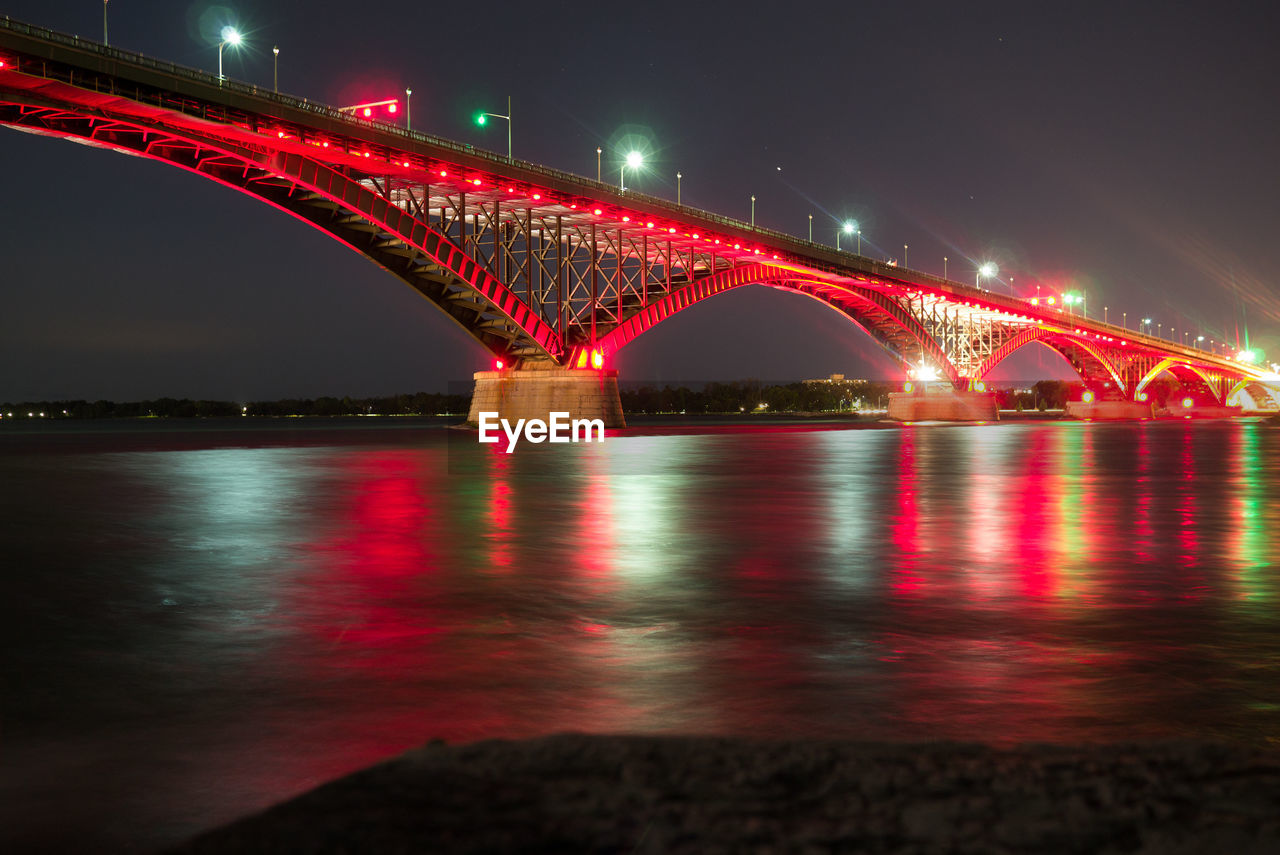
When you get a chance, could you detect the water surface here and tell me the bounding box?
[2,417,1278,851]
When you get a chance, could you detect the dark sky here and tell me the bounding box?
[2,1,1278,399]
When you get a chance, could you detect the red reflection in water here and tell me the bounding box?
[889,429,923,598]
[1012,429,1060,600]
[484,449,515,572]
[1132,425,1154,563]
[1175,427,1204,597]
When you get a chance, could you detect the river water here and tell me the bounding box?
[2,416,1278,852]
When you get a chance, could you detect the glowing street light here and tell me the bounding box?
[976,261,997,289]
[405,88,412,130]
[677,172,683,205]
[620,150,642,192]
[217,26,242,82]
[751,195,756,227]
[475,95,511,158]
[837,220,859,252]
[272,46,279,92]
[596,147,602,182]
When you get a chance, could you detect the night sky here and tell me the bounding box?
[2,1,1278,400]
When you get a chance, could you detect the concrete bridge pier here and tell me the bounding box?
[1065,398,1155,420]
[468,365,626,428]
[887,386,998,421]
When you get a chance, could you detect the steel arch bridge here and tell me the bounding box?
[2,18,1277,412]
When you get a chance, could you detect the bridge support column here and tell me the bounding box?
[1065,399,1155,420]
[467,366,626,428]
[887,388,998,422]
[1155,399,1244,419]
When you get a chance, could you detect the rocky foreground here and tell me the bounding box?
[169,734,1280,854]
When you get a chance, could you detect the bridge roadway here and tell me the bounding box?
[2,17,1277,424]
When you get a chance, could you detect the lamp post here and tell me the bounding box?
[620,150,642,192]
[273,46,279,92]
[1104,305,1108,325]
[103,1,108,46]
[217,26,242,82]
[405,88,412,130]
[751,195,756,227]
[677,172,682,205]
[1123,311,1127,330]
[475,96,511,157]
[943,256,948,279]
[1009,275,1014,297]
[596,147,602,182]
[977,261,997,289]
[808,214,813,241]
[903,244,908,267]
[837,220,856,251]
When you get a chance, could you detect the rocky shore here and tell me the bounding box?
[169,734,1280,853]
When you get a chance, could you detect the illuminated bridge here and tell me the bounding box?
[2,18,1277,424]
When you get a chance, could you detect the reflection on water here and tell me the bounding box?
[2,418,1280,851]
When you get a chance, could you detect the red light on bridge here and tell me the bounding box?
[472,179,482,185]
[277,131,285,138]
[388,103,397,113]
[440,170,447,177]
[363,107,372,117]
[594,208,603,215]
[1182,397,1195,409]
[532,194,541,200]
[622,216,631,222]
[669,227,677,234]
[1082,390,1095,404]
[646,222,654,228]
[591,350,603,370]
[495,359,504,370]
[322,141,330,147]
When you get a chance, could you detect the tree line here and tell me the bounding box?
[0,393,469,419]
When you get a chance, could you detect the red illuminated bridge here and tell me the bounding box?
[2,18,1277,424]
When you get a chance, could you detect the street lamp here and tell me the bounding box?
[677,172,682,205]
[103,1,108,46]
[621,150,642,192]
[218,26,242,82]
[751,195,756,227]
[405,88,412,130]
[903,244,909,267]
[475,96,511,157]
[273,46,279,92]
[1123,311,1127,330]
[596,148,602,181]
[1104,306,1108,324]
[977,261,997,289]
[808,214,813,241]
[943,256,948,279]
[837,220,856,251]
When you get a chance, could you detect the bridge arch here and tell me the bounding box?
[1134,358,1224,404]
[972,326,1127,394]
[1226,379,1280,410]
[0,106,563,364]
[594,263,962,386]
